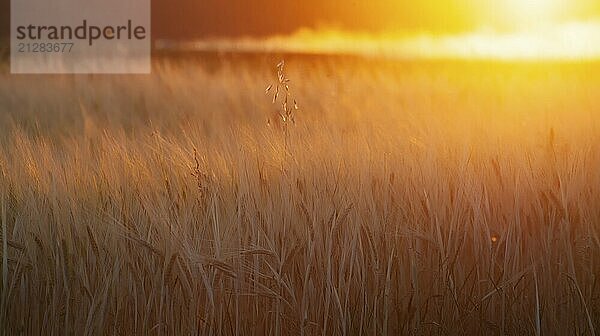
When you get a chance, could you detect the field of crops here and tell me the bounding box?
[0,56,599,334]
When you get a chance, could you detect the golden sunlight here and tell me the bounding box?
[167,21,600,60]
[6,1,600,334]
[149,0,600,60]
[502,0,565,26]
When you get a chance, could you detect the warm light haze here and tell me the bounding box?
[166,21,600,60]
[156,0,600,60]
[1,1,599,335]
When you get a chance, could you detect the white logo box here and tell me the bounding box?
[11,0,150,74]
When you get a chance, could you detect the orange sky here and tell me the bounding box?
[151,0,600,60]
[4,0,600,59]
[3,0,599,39]
[151,0,600,39]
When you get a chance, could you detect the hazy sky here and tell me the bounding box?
[2,0,600,40]
[152,0,600,39]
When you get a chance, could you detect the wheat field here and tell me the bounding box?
[0,57,599,335]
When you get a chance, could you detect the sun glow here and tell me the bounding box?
[162,21,600,60]
[503,0,565,27]
[155,0,600,60]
